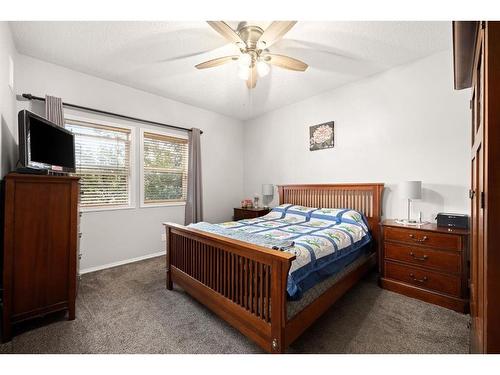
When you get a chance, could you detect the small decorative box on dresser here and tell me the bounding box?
[233,207,270,221]
[379,219,469,313]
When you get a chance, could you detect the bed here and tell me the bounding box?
[163,183,384,353]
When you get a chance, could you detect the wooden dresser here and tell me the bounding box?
[1,173,80,342]
[379,220,469,313]
[233,207,270,221]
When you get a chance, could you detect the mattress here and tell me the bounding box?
[189,204,372,300]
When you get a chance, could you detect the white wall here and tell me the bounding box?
[7,46,471,272]
[0,22,18,177]
[15,54,244,272]
[243,50,471,222]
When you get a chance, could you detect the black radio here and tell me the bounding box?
[436,213,469,229]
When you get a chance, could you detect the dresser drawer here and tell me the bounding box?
[384,242,461,274]
[384,261,461,296]
[384,226,462,251]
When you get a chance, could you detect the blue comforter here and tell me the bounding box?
[189,204,372,299]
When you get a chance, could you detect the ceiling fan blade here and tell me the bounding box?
[158,50,218,63]
[262,54,308,71]
[247,65,257,89]
[195,55,239,69]
[257,21,297,49]
[207,21,246,48]
[274,39,364,61]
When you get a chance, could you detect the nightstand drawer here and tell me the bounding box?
[233,208,270,221]
[384,226,461,251]
[235,210,257,219]
[384,242,461,274]
[385,261,461,297]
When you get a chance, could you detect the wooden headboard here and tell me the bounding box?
[277,183,384,255]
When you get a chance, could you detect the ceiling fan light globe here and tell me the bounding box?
[238,65,250,80]
[257,61,270,77]
[238,53,251,67]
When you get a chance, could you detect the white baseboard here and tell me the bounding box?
[80,251,165,275]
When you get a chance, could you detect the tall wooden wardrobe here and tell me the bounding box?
[1,173,80,342]
[453,21,500,353]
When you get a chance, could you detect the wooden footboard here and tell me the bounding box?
[164,223,295,353]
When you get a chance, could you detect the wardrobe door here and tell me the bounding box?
[454,20,500,353]
[10,180,74,316]
[484,21,500,353]
[469,28,485,354]
[10,181,51,316]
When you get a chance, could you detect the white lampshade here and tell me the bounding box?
[400,181,422,200]
[262,184,274,196]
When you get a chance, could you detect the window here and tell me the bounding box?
[141,130,188,206]
[65,118,133,209]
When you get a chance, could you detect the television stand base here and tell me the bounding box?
[15,167,49,175]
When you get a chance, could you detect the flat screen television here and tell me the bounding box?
[18,110,76,173]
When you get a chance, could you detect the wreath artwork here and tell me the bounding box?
[309,121,334,151]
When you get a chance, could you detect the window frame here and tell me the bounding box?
[65,114,136,213]
[139,128,188,208]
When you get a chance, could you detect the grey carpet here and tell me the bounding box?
[0,256,469,354]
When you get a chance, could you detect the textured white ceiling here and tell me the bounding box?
[10,21,451,120]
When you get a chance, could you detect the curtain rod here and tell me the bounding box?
[19,93,203,135]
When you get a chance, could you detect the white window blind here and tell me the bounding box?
[65,119,132,208]
[142,131,188,204]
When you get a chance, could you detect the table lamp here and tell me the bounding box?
[399,181,422,224]
[262,184,274,208]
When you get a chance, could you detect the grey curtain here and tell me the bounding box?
[185,128,203,225]
[45,95,64,126]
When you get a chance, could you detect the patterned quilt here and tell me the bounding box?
[189,204,372,300]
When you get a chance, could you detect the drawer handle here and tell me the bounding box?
[409,252,428,261]
[409,234,428,243]
[409,273,428,283]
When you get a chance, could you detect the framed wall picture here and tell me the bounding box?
[309,121,334,151]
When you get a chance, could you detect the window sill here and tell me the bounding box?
[80,205,135,213]
[140,202,186,209]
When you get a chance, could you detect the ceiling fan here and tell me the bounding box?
[195,21,308,89]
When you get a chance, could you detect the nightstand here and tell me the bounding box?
[233,207,271,221]
[379,219,469,313]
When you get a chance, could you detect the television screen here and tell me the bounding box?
[18,110,76,173]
